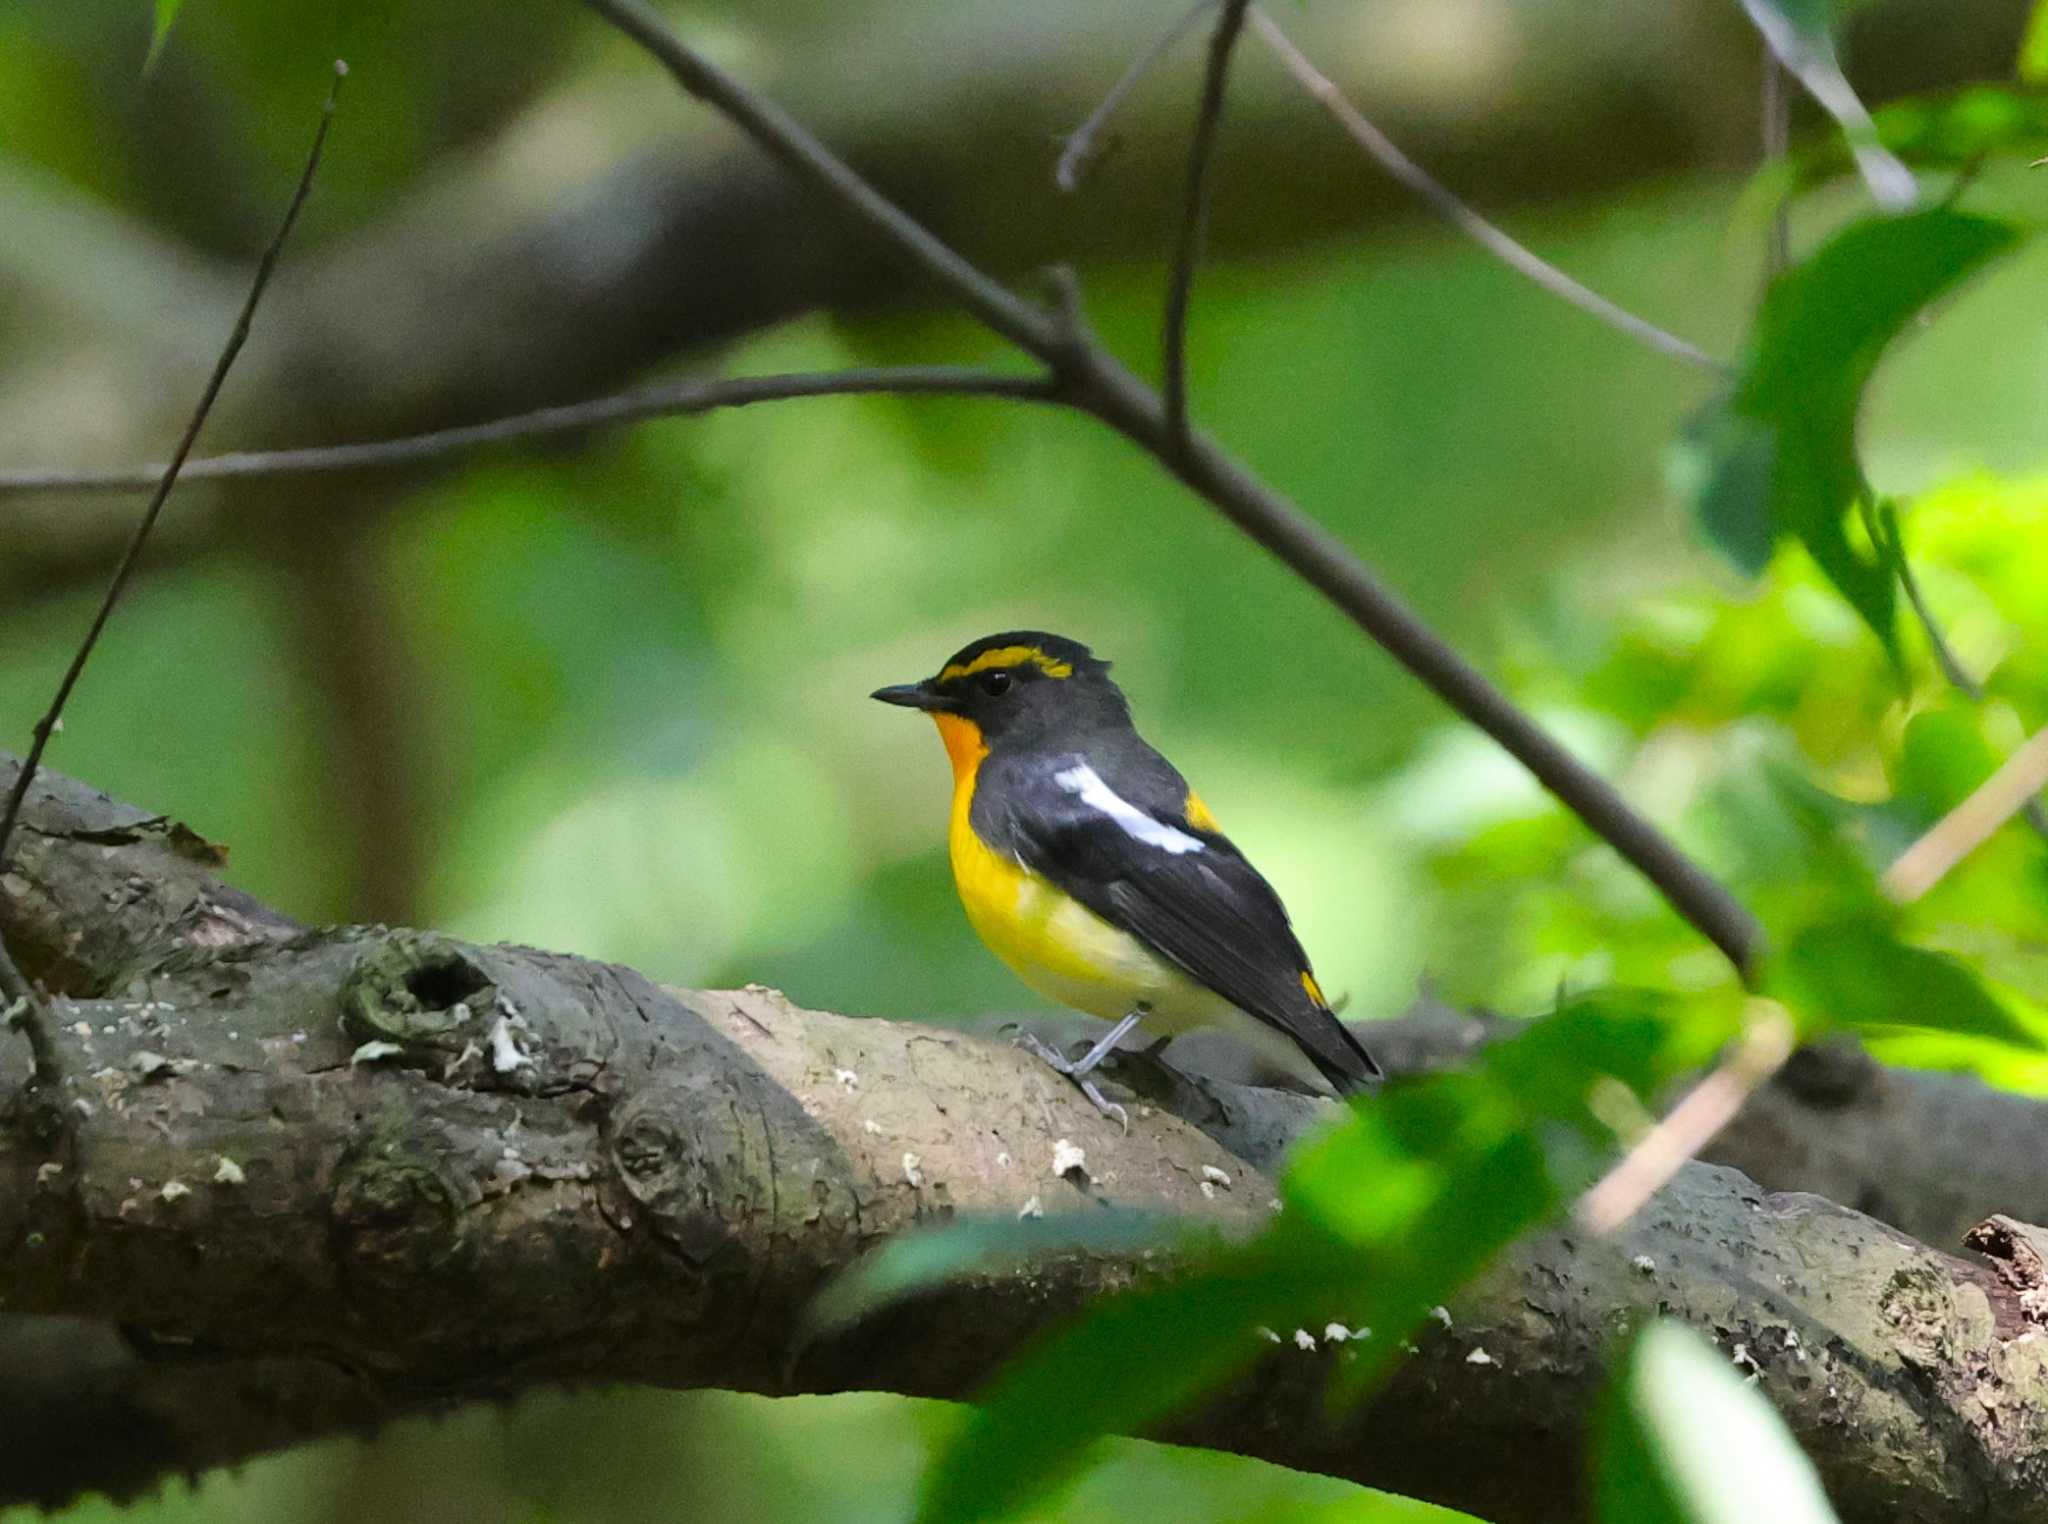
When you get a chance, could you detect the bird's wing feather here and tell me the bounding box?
[983,752,1378,1086]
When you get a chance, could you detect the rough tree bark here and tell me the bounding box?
[5,755,2048,1523]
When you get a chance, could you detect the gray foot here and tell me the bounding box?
[1011,1030,1130,1133]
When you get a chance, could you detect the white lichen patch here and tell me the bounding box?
[862,1119,883,1135]
[901,1152,924,1188]
[1293,1328,1317,1351]
[1430,1305,1453,1330]
[1324,1322,1353,1343]
[488,1014,534,1074]
[995,1151,1012,1169]
[1051,1139,1087,1178]
[1255,1326,1282,1344]
[1017,1195,1043,1220]
[1466,1347,1496,1366]
[1200,1164,1232,1188]
[158,1180,191,1203]
[1199,1180,1218,1200]
[35,1162,63,1187]
[212,1157,245,1186]
[1631,1254,1657,1275]
[351,1039,403,1065]
[834,1068,859,1090]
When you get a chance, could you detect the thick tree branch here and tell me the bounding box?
[4,758,2048,1522]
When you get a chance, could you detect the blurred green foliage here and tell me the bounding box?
[1423,472,2048,1090]
[6,1390,1478,1524]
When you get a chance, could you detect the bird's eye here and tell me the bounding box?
[979,669,1013,697]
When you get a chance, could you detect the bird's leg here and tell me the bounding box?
[1013,1008,1146,1131]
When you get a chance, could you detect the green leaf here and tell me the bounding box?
[145,0,186,72]
[1675,210,2021,649]
[2022,1,2048,84]
[1668,402,1777,576]
[1739,0,1915,209]
[805,1209,1186,1338]
[1595,1322,1840,1523]
[1776,914,2048,1049]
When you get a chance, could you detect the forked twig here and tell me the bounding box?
[589,0,1764,980]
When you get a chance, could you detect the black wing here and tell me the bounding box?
[976,746,1380,1089]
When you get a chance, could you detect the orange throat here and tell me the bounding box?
[931,711,989,786]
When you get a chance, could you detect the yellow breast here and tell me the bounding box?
[934,714,1233,1029]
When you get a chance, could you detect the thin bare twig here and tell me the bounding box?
[0,63,346,869]
[1576,1001,1796,1235]
[1249,8,1724,376]
[1057,0,1218,192]
[0,368,1061,496]
[1161,0,1250,447]
[1884,726,2048,903]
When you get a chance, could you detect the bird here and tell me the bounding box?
[873,630,1379,1124]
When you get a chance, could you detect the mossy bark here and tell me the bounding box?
[5,756,2048,1523]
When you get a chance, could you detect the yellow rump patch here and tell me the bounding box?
[939,645,1074,682]
[1183,789,1221,834]
[1301,971,1328,1008]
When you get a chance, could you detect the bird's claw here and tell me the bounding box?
[1077,1078,1130,1134]
[1013,1031,1130,1132]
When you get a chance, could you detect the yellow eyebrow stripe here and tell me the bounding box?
[940,645,1074,681]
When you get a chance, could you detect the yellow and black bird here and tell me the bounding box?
[874,631,1379,1120]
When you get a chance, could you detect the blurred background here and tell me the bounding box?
[3,0,2044,1518]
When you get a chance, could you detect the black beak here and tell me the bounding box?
[871,680,954,712]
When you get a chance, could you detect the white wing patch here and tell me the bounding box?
[1053,763,1206,855]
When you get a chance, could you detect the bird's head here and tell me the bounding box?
[872,631,1128,772]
